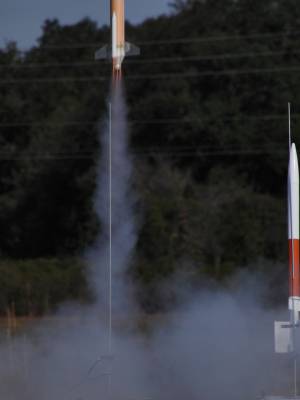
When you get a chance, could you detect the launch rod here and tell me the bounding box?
[108,101,112,400]
[289,103,292,150]
[295,358,297,398]
[108,101,112,356]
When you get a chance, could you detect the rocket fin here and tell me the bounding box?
[274,321,293,353]
[125,42,140,57]
[289,296,300,313]
[95,45,112,60]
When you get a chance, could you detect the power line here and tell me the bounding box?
[0,76,106,85]
[134,145,287,152]
[134,149,287,158]
[0,143,290,155]
[135,30,300,46]
[16,30,300,52]
[1,65,300,85]
[0,143,289,153]
[0,75,125,85]
[0,114,299,129]
[0,146,287,160]
[0,148,287,161]
[0,121,95,128]
[2,49,300,70]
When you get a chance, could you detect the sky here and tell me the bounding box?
[0,0,171,49]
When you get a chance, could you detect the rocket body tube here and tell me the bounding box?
[288,144,300,297]
[111,0,125,72]
[288,144,300,326]
[274,143,300,354]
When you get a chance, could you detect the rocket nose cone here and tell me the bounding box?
[290,143,299,182]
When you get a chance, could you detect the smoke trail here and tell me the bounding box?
[88,79,137,314]
[0,81,142,400]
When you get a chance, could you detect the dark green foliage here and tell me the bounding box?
[0,0,299,312]
[0,259,89,316]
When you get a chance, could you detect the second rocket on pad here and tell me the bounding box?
[275,141,300,353]
[95,0,140,76]
[288,143,300,324]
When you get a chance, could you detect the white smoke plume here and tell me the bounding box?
[0,83,295,400]
[88,80,137,315]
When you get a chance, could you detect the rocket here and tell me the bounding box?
[275,108,300,358]
[272,130,300,398]
[95,0,140,79]
[288,142,300,326]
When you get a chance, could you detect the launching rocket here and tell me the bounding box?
[95,0,140,79]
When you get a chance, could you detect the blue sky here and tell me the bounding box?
[0,0,171,49]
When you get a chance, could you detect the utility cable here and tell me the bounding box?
[15,30,300,52]
[0,148,288,161]
[1,49,300,69]
[0,114,299,129]
[1,65,300,85]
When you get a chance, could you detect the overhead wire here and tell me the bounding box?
[0,114,299,129]
[0,32,297,160]
[0,121,96,128]
[1,49,300,69]
[15,29,300,52]
[0,151,286,161]
[134,30,300,46]
[1,30,299,85]
[0,145,288,161]
[1,65,300,85]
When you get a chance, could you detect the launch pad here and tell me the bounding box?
[263,397,300,400]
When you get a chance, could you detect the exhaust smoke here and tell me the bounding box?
[0,83,294,400]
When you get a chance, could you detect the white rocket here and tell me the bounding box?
[288,143,300,317]
[275,108,300,356]
[95,0,140,79]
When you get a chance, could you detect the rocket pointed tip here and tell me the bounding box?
[289,143,299,181]
[291,143,298,158]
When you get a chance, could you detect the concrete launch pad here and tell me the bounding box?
[263,397,300,400]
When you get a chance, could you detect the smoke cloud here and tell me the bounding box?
[0,83,294,400]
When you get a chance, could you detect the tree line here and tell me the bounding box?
[0,0,299,314]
